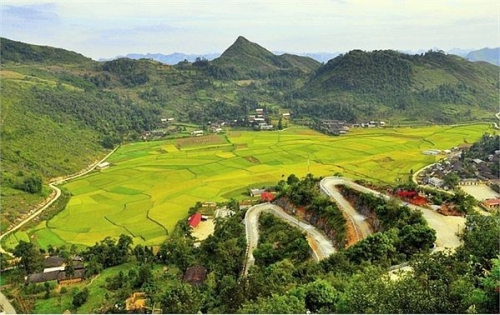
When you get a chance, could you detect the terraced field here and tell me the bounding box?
[5,124,491,249]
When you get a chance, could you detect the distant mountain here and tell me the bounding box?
[466,47,500,66]
[209,36,321,78]
[100,52,220,65]
[447,48,475,58]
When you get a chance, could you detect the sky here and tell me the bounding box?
[1,0,499,60]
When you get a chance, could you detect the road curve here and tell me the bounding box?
[320,177,465,252]
[320,177,375,241]
[0,147,119,256]
[0,183,61,256]
[243,203,336,276]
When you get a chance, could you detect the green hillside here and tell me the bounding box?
[294,49,499,123]
[0,37,93,65]
[1,37,499,230]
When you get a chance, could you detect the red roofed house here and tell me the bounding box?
[188,213,202,228]
[260,192,275,202]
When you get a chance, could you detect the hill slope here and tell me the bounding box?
[295,49,499,123]
[209,36,321,78]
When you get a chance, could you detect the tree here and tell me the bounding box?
[304,279,338,313]
[443,172,460,189]
[72,288,89,308]
[160,280,201,314]
[238,294,306,314]
[398,223,436,257]
[287,174,300,185]
[277,117,283,130]
[20,174,42,194]
[13,240,44,274]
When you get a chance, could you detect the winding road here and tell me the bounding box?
[243,203,336,276]
[243,176,466,275]
[320,177,465,251]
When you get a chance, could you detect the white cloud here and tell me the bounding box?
[1,0,498,59]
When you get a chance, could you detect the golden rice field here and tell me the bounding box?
[4,123,492,249]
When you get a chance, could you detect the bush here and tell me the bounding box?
[72,288,89,308]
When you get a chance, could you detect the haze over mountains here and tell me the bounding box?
[102,47,499,66]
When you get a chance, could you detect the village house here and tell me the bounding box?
[188,213,202,228]
[96,161,110,170]
[482,198,500,211]
[26,256,86,284]
[250,188,266,197]
[191,130,204,136]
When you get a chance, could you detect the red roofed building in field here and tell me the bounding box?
[188,213,202,228]
[260,192,275,202]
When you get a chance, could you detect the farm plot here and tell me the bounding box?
[21,124,492,248]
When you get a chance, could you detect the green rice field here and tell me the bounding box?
[6,124,492,249]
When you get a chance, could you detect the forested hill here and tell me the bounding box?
[292,49,499,123]
[0,37,93,64]
[209,36,321,79]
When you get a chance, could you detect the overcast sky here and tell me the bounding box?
[1,0,499,60]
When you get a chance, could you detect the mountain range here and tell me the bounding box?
[103,47,499,66]
[1,35,498,229]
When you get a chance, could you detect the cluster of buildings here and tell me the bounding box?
[313,120,387,136]
[25,255,85,284]
[249,108,273,130]
[315,120,350,135]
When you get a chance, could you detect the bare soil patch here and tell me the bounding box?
[244,156,260,164]
[176,134,226,149]
[191,220,215,241]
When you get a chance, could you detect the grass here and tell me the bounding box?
[15,123,493,249]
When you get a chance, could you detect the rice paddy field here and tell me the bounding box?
[6,123,492,249]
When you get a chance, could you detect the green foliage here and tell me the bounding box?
[304,279,338,313]
[253,213,310,266]
[456,214,500,270]
[13,240,45,274]
[160,279,202,314]
[239,293,306,314]
[1,37,93,64]
[82,234,132,269]
[72,288,89,308]
[17,174,42,194]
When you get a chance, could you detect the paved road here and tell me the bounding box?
[494,112,500,130]
[0,183,61,256]
[321,177,465,252]
[243,203,336,276]
[0,291,16,314]
[320,178,376,241]
[0,146,119,256]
